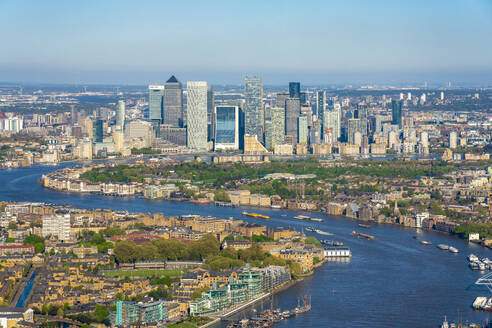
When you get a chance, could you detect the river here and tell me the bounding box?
[1,163,491,327]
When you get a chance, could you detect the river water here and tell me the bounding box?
[2,164,491,327]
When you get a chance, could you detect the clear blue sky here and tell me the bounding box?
[1,0,492,85]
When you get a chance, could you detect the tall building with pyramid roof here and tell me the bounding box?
[163,75,183,127]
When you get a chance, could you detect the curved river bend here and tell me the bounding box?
[2,164,491,327]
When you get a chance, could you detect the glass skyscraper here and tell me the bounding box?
[214,106,238,150]
[116,100,125,129]
[289,82,301,98]
[163,76,183,127]
[392,100,402,128]
[92,118,103,142]
[148,85,164,122]
[244,77,263,139]
[186,81,209,151]
[285,97,300,142]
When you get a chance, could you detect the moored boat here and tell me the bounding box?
[420,240,432,245]
[242,211,270,219]
[448,246,459,253]
[437,244,450,250]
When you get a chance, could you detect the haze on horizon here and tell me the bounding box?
[1,0,492,86]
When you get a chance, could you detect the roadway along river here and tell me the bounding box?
[1,164,491,327]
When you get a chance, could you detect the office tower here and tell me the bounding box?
[270,107,285,150]
[42,214,71,241]
[374,115,382,134]
[289,82,301,99]
[70,105,77,125]
[276,92,289,109]
[148,85,164,122]
[244,77,263,139]
[214,106,239,150]
[297,115,308,144]
[116,100,125,129]
[92,118,103,142]
[391,100,402,128]
[440,91,444,101]
[399,93,404,100]
[316,90,326,123]
[449,131,458,149]
[285,98,300,142]
[159,125,187,146]
[407,92,412,100]
[187,81,209,151]
[355,103,368,136]
[125,120,154,148]
[347,119,361,144]
[163,75,183,127]
[207,85,214,141]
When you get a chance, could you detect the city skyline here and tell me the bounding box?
[1,1,492,85]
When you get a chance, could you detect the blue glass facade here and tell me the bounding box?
[214,106,238,150]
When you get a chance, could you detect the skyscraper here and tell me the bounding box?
[297,115,308,144]
[391,100,402,128]
[323,103,341,143]
[244,77,263,140]
[270,107,285,150]
[347,119,361,144]
[284,98,300,143]
[186,82,208,151]
[163,76,183,127]
[355,103,368,136]
[289,82,300,99]
[207,85,215,141]
[214,105,239,150]
[116,100,125,129]
[92,118,103,142]
[148,85,164,122]
[316,90,326,120]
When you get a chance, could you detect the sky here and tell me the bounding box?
[1,0,492,85]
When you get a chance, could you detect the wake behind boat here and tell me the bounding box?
[315,229,333,236]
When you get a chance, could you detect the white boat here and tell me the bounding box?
[473,297,488,310]
[315,229,334,236]
[482,257,492,265]
[468,254,479,262]
[448,246,459,253]
[437,244,450,250]
[271,205,281,209]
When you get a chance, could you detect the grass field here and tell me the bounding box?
[101,269,184,278]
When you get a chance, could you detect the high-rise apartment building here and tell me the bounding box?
[163,76,183,127]
[316,90,326,121]
[270,107,285,150]
[323,103,341,143]
[347,118,361,144]
[214,106,239,150]
[355,103,368,136]
[42,214,71,241]
[297,115,308,144]
[244,77,263,140]
[207,85,215,141]
[187,81,209,151]
[116,100,125,129]
[148,85,164,122]
[391,100,402,128]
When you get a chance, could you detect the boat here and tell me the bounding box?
[420,240,432,245]
[468,254,479,262]
[358,223,371,228]
[437,244,450,250]
[315,229,333,236]
[305,227,315,232]
[242,211,270,219]
[310,217,324,222]
[469,262,487,271]
[359,233,375,240]
[482,257,492,265]
[271,205,281,209]
[294,215,310,220]
[448,246,459,253]
[473,297,488,309]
